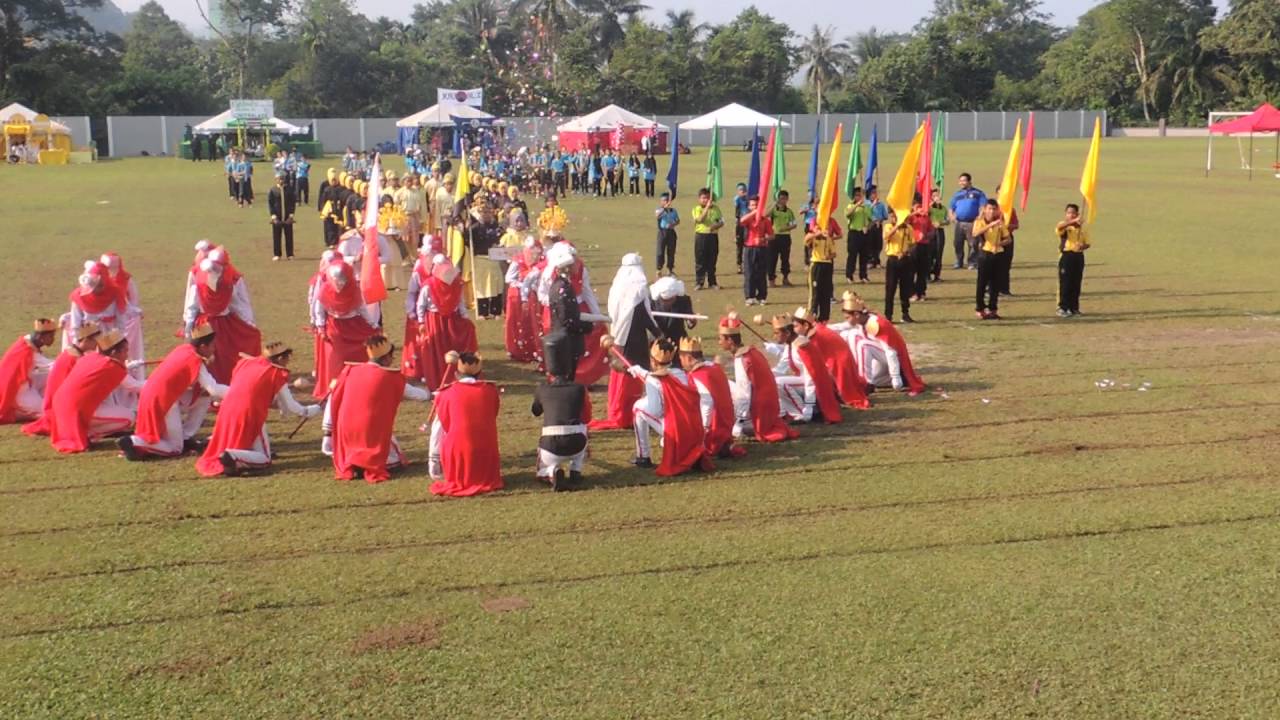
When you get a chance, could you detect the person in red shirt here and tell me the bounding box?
[22,321,101,436]
[119,323,227,460]
[0,318,59,424]
[49,329,143,453]
[738,197,774,306]
[427,351,505,496]
[906,198,935,301]
[324,335,432,483]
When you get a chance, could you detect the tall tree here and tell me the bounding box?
[195,0,294,98]
[578,0,649,63]
[798,25,847,114]
[110,2,216,113]
[702,9,794,114]
[0,0,107,100]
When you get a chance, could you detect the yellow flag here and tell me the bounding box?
[815,123,843,229]
[454,151,471,202]
[1079,117,1101,223]
[886,122,927,227]
[997,120,1022,221]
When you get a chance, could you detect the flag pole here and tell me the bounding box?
[462,139,480,314]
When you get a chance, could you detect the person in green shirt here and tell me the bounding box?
[768,190,798,287]
[844,186,873,283]
[928,191,949,282]
[691,187,724,290]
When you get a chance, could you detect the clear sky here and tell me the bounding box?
[122,0,1230,39]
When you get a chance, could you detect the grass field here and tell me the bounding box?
[2,137,1280,718]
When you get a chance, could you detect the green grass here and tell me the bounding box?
[2,138,1280,718]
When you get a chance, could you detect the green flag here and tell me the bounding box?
[770,124,787,199]
[844,120,862,198]
[706,121,723,200]
[931,114,945,191]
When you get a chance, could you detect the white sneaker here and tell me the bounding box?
[745,298,757,306]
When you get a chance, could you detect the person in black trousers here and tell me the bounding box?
[643,154,657,197]
[532,333,590,491]
[654,193,680,276]
[267,174,296,260]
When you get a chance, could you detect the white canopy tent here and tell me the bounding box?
[193,109,305,135]
[397,102,497,128]
[680,103,790,130]
[556,104,669,133]
[0,102,72,134]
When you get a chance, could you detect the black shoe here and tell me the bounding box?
[219,451,238,476]
[865,384,877,394]
[569,471,583,489]
[632,456,654,469]
[551,466,567,491]
[183,437,208,454]
[902,314,915,323]
[117,435,139,461]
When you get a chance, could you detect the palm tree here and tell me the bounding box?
[847,26,891,66]
[516,0,582,52]
[452,0,510,64]
[798,25,848,114]
[664,9,708,43]
[579,0,650,61]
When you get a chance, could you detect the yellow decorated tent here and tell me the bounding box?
[2,102,74,164]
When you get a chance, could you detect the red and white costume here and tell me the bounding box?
[196,354,319,476]
[0,334,53,424]
[688,360,745,459]
[413,255,478,390]
[128,343,227,457]
[68,261,125,350]
[183,248,262,384]
[592,253,653,430]
[503,239,544,363]
[311,258,378,398]
[49,352,142,453]
[322,360,431,483]
[100,253,145,375]
[21,344,81,436]
[833,314,927,395]
[629,364,709,476]
[727,343,799,443]
[807,322,869,409]
[538,241,607,386]
[427,374,504,497]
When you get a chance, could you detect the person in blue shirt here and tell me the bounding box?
[654,192,681,276]
[732,183,750,273]
[234,150,254,207]
[550,152,567,198]
[867,186,889,269]
[602,151,618,197]
[296,154,311,204]
[947,172,988,269]
[642,154,657,197]
[627,153,640,195]
[224,150,237,201]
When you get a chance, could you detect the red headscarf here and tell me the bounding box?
[317,259,362,316]
[194,249,244,317]
[100,252,132,292]
[69,261,125,314]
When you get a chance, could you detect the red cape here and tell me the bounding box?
[134,343,205,444]
[415,312,478,391]
[0,336,36,424]
[813,324,869,409]
[794,340,842,424]
[196,356,289,476]
[194,264,243,317]
[690,363,745,458]
[740,347,799,443]
[575,323,609,386]
[401,314,420,378]
[202,312,262,385]
[429,380,504,497]
[49,353,127,453]
[503,283,542,363]
[873,316,927,394]
[330,362,408,483]
[22,349,80,436]
[589,368,643,431]
[655,372,710,477]
[316,315,376,399]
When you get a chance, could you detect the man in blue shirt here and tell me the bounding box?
[654,192,680,276]
[296,154,311,204]
[948,172,987,269]
[733,183,750,273]
[602,152,618,197]
[551,153,567,198]
[867,186,889,269]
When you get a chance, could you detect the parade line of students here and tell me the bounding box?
[1,161,1088,496]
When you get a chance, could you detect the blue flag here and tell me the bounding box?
[865,124,879,190]
[746,125,761,197]
[666,123,680,197]
[807,123,821,198]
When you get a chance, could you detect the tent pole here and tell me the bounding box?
[1249,134,1253,181]
[1205,131,1212,177]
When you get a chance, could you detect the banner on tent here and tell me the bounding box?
[231,99,274,121]
[437,88,484,108]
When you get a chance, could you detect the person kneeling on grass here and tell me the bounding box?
[119,322,227,460]
[196,342,321,477]
[532,333,590,491]
[629,338,712,475]
[832,291,926,396]
[1055,203,1090,318]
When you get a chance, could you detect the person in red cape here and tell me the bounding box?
[503,237,544,363]
[118,323,228,460]
[68,260,126,348]
[183,247,262,384]
[427,351,504,497]
[306,250,338,385]
[792,307,870,410]
[628,338,712,475]
[833,291,927,396]
[49,329,143,453]
[311,256,378,398]
[322,335,431,483]
[401,243,433,378]
[759,313,841,424]
[591,252,658,431]
[717,314,798,443]
[196,342,320,477]
[22,321,101,436]
[0,318,58,424]
[414,253,478,390]
[679,337,745,459]
[99,252,145,375]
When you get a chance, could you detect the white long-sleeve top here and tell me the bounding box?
[690,366,716,430]
[730,349,752,418]
[405,271,424,317]
[69,302,122,335]
[182,277,256,331]
[275,385,320,418]
[415,282,469,323]
[195,364,229,400]
[310,292,376,331]
[762,342,803,378]
[844,322,902,389]
[630,366,690,419]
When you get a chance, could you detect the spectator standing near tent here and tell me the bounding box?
[949,173,987,270]
[643,154,657,197]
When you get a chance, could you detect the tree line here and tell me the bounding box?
[1,0,1276,127]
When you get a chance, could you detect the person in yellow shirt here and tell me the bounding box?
[844,187,873,283]
[691,188,724,290]
[971,200,1011,319]
[804,216,842,321]
[1055,203,1090,317]
[768,190,798,288]
[881,210,915,323]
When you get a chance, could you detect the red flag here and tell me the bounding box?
[361,155,388,304]
[756,124,777,209]
[1019,112,1036,211]
[916,115,934,211]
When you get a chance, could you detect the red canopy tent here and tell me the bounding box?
[1207,103,1280,179]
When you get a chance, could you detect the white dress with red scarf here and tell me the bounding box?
[311,260,378,398]
[182,259,262,385]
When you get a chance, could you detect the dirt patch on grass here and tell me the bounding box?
[352,618,442,654]
[481,595,531,614]
[127,654,229,679]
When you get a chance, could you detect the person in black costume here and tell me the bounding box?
[531,333,589,491]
